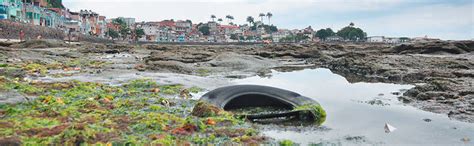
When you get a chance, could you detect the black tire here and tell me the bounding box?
[198,85,326,125]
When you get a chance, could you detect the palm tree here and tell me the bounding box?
[246,16,254,26]
[211,15,216,22]
[217,18,223,24]
[229,16,234,24]
[266,12,273,25]
[349,22,355,27]
[259,13,266,23]
[225,15,234,24]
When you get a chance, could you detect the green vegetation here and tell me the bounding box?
[134,28,145,41]
[294,104,327,125]
[188,86,203,94]
[315,28,336,41]
[263,25,278,34]
[198,25,211,36]
[107,29,120,40]
[196,68,210,77]
[246,16,254,26]
[336,23,367,41]
[112,18,131,40]
[279,139,294,146]
[46,0,64,8]
[0,78,262,144]
[279,34,310,43]
[24,63,48,75]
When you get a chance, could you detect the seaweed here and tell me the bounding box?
[0,78,264,145]
[293,104,327,125]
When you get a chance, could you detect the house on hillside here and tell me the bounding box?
[175,20,192,33]
[326,36,344,42]
[367,36,384,43]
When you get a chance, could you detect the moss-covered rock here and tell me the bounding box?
[294,104,327,125]
[191,101,227,117]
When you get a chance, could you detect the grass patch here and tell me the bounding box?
[196,69,210,77]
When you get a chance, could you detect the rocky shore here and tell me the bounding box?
[1,40,473,123]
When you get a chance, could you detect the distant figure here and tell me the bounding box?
[19,30,25,42]
[68,29,72,43]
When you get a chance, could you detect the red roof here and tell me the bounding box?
[159,20,176,27]
[99,16,106,21]
[220,25,239,29]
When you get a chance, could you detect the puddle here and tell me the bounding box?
[29,67,474,144]
[234,68,474,145]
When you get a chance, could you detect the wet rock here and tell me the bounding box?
[0,67,26,78]
[391,92,401,96]
[191,101,227,117]
[423,119,432,122]
[344,136,367,142]
[144,44,169,50]
[390,41,473,55]
[146,50,215,63]
[398,96,413,103]
[0,136,21,146]
[10,39,68,49]
[146,61,193,74]
[208,53,279,72]
[0,90,28,104]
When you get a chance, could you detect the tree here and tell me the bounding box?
[246,16,254,26]
[134,28,145,41]
[230,34,239,40]
[112,18,130,40]
[349,22,355,27]
[211,15,216,22]
[239,36,245,41]
[315,28,335,41]
[225,15,234,24]
[337,25,367,41]
[48,0,64,8]
[107,29,119,40]
[185,19,193,24]
[199,25,210,36]
[217,18,223,24]
[263,25,278,34]
[259,13,266,23]
[266,12,273,25]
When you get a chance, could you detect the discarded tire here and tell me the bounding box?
[194,85,326,125]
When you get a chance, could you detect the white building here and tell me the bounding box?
[385,37,402,44]
[367,36,385,43]
[326,36,344,42]
[272,29,291,42]
[142,22,160,42]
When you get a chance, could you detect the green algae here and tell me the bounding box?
[293,104,327,125]
[0,78,263,145]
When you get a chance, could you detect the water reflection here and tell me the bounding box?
[235,68,474,145]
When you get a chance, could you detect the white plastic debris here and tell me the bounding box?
[384,123,397,133]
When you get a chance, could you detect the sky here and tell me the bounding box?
[63,0,473,40]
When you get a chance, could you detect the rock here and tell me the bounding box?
[0,67,26,78]
[146,61,193,74]
[191,101,227,117]
[390,41,473,55]
[10,39,68,48]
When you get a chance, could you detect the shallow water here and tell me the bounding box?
[234,68,474,145]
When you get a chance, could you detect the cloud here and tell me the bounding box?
[357,3,473,40]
